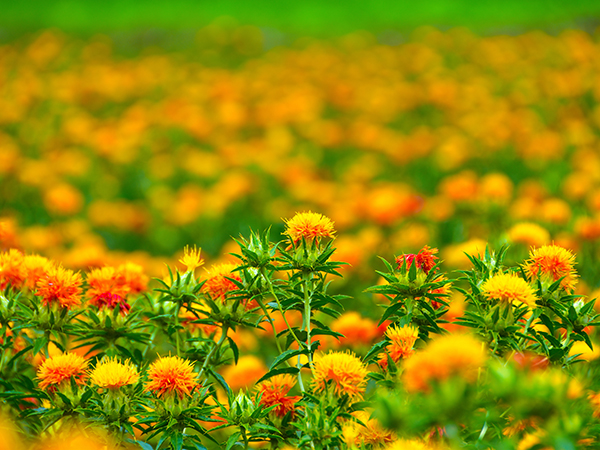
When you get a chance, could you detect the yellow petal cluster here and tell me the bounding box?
[90,357,139,390]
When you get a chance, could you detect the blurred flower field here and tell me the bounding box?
[2,24,600,450]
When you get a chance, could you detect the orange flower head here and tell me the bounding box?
[90,357,139,390]
[116,262,148,294]
[36,264,83,309]
[37,352,88,392]
[221,355,267,391]
[523,244,578,292]
[202,263,242,302]
[23,254,51,289]
[403,334,487,392]
[145,355,198,399]
[379,324,419,369]
[179,245,204,272]
[330,312,378,348]
[395,246,439,274]
[257,374,300,418]
[481,273,537,307]
[283,211,336,244]
[312,351,368,399]
[86,266,131,312]
[0,249,26,290]
[343,410,396,448]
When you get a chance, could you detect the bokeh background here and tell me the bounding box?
[3,1,600,304]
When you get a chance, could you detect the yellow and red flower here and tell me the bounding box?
[257,374,300,418]
[23,254,51,290]
[116,262,149,294]
[36,264,83,309]
[378,324,419,369]
[342,410,397,448]
[283,211,336,244]
[37,352,88,392]
[202,263,257,309]
[202,263,242,302]
[395,246,439,274]
[312,351,368,399]
[523,244,578,292]
[145,355,198,399]
[86,266,131,312]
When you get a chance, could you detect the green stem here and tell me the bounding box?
[260,267,305,392]
[256,298,284,355]
[303,272,314,369]
[174,303,181,357]
[241,426,249,450]
[199,324,229,380]
[260,268,303,347]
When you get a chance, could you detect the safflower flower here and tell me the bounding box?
[283,211,335,244]
[523,244,578,292]
[378,324,419,369]
[202,263,242,302]
[90,357,139,390]
[395,246,438,274]
[86,266,131,312]
[481,273,537,307]
[342,410,396,448]
[23,254,51,289]
[179,245,204,272]
[256,374,300,418]
[312,351,368,399]
[37,352,88,392]
[35,264,83,309]
[145,355,198,398]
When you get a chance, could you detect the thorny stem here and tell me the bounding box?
[199,324,229,381]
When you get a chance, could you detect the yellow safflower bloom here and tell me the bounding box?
[90,357,139,390]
